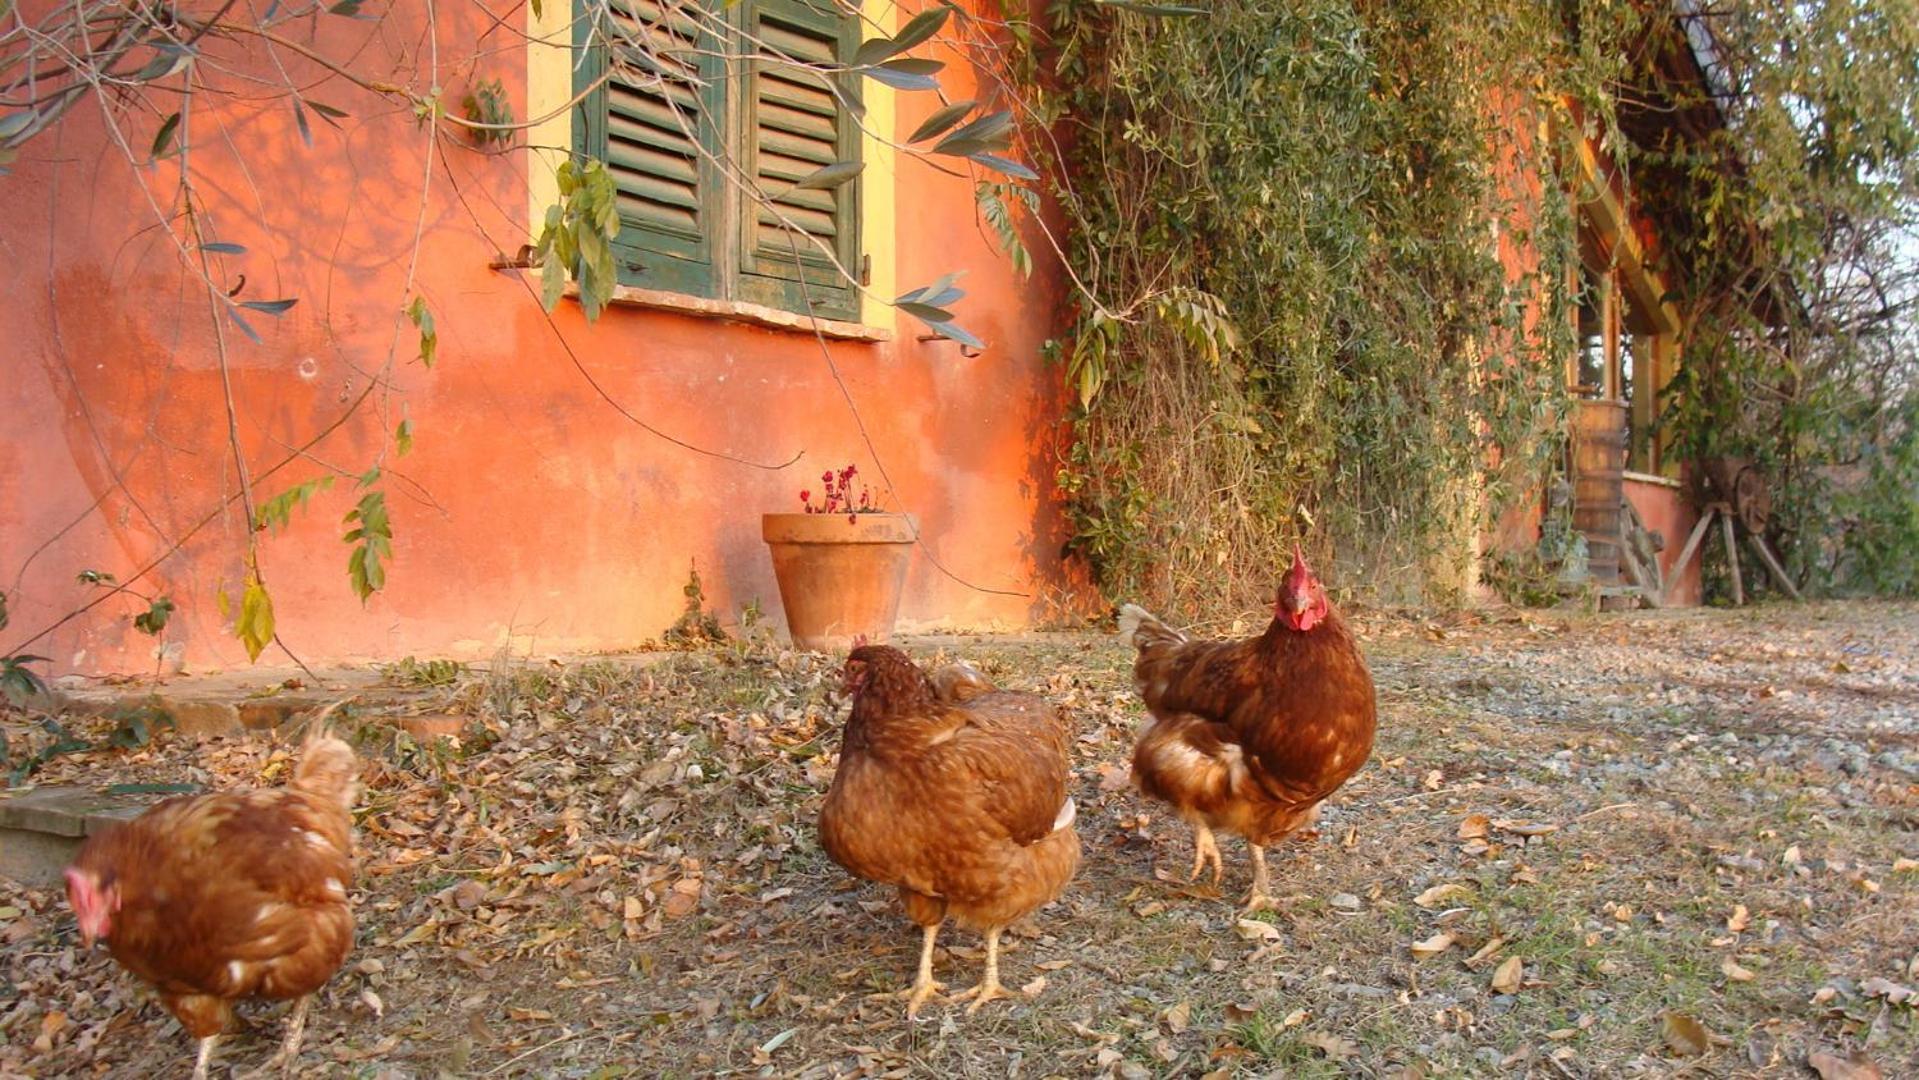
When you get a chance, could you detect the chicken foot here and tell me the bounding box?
[1243,844,1278,913]
[254,996,311,1078]
[191,1034,220,1080]
[902,924,948,1019]
[1188,823,1224,885]
[949,928,1015,1014]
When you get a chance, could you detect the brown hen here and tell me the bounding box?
[1121,547,1376,911]
[819,645,1080,1017]
[65,729,359,1079]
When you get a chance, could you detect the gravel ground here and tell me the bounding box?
[0,599,1913,1078]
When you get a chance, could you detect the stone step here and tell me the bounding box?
[0,785,190,888]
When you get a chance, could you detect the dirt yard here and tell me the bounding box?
[1,600,1914,1078]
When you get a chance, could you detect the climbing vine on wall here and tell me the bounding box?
[1010,0,1591,613]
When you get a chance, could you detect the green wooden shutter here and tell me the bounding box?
[734,0,861,321]
[580,0,725,296]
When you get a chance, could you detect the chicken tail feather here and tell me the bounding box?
[1050,796,1077,834]
[1118,604,1183,651]
[291,730,359,811]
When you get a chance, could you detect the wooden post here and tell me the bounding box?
[1663,506,1718,606]
[1745,534,1804,601]
[1619,543,1662,608]
[1720,511,1744,606]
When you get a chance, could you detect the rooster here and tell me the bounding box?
[64,728,359,1079]
[1121,547,1376,912]
[819,645,1080,1017]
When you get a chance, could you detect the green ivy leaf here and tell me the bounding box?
[132,597,174,636]
[255,475,335,533]
[407,295,437,367]
[1,655,49,700]
[1093,0,1208,13]
[239,298,299,315]
[395,418,413,457]
[342,489,392,604]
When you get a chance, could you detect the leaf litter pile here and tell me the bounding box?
[0,600,1914,1077]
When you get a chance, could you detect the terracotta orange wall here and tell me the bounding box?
[1624,479,1702,606]
[1481,87,1557,561]
[0,2,1073,676]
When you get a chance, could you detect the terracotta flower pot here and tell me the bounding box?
[761,512,916,651]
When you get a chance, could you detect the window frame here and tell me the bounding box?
[572,0,863,322]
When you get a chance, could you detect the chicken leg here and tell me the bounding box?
[950,927,1014,1014]
[903,924,947,1019]
[1244,843,1278,913]
[257,996,311,1077]
[191,1034,220,1080]
[1189,823,1224,885]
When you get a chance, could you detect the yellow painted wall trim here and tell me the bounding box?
[525,0,573,242]
[857,0,898,330]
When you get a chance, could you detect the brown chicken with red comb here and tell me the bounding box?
[1120,547,1376,912]
[819,645,1080,1017]
[64,729,359,1078]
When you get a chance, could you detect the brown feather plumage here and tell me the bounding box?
[66,732,357,1070]
[1121,563,1377,904]
[819,645,1079,1013]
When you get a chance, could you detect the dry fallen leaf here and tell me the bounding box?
[1280,1008,1308,1028]
[1490,956,1523,993]
[1661,1011,1711,1057]
[1162,999,1192,1035]
[1235,918,1282,942]
[1860,977,1914,1005]
[1410,933,1456,959]
[1492,819,1559,837]
[1458,814,1491,840]
[1721,958,1756,983]
[1413,882,1471,908]
[1465,936,1507,967]
[1808,1048,1885,1080]
[1021,974,1048,997]
[1893,857,1918,873]
[1301,1031,1359,1060]
[1727,903,1750,933]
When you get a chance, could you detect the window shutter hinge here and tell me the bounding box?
[859,254,871,287]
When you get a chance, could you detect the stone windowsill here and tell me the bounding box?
[562,281,893,342]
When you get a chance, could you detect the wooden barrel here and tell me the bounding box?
[1572,399,1628,585]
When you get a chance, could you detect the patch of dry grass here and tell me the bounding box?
[0,602,1913,1077]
